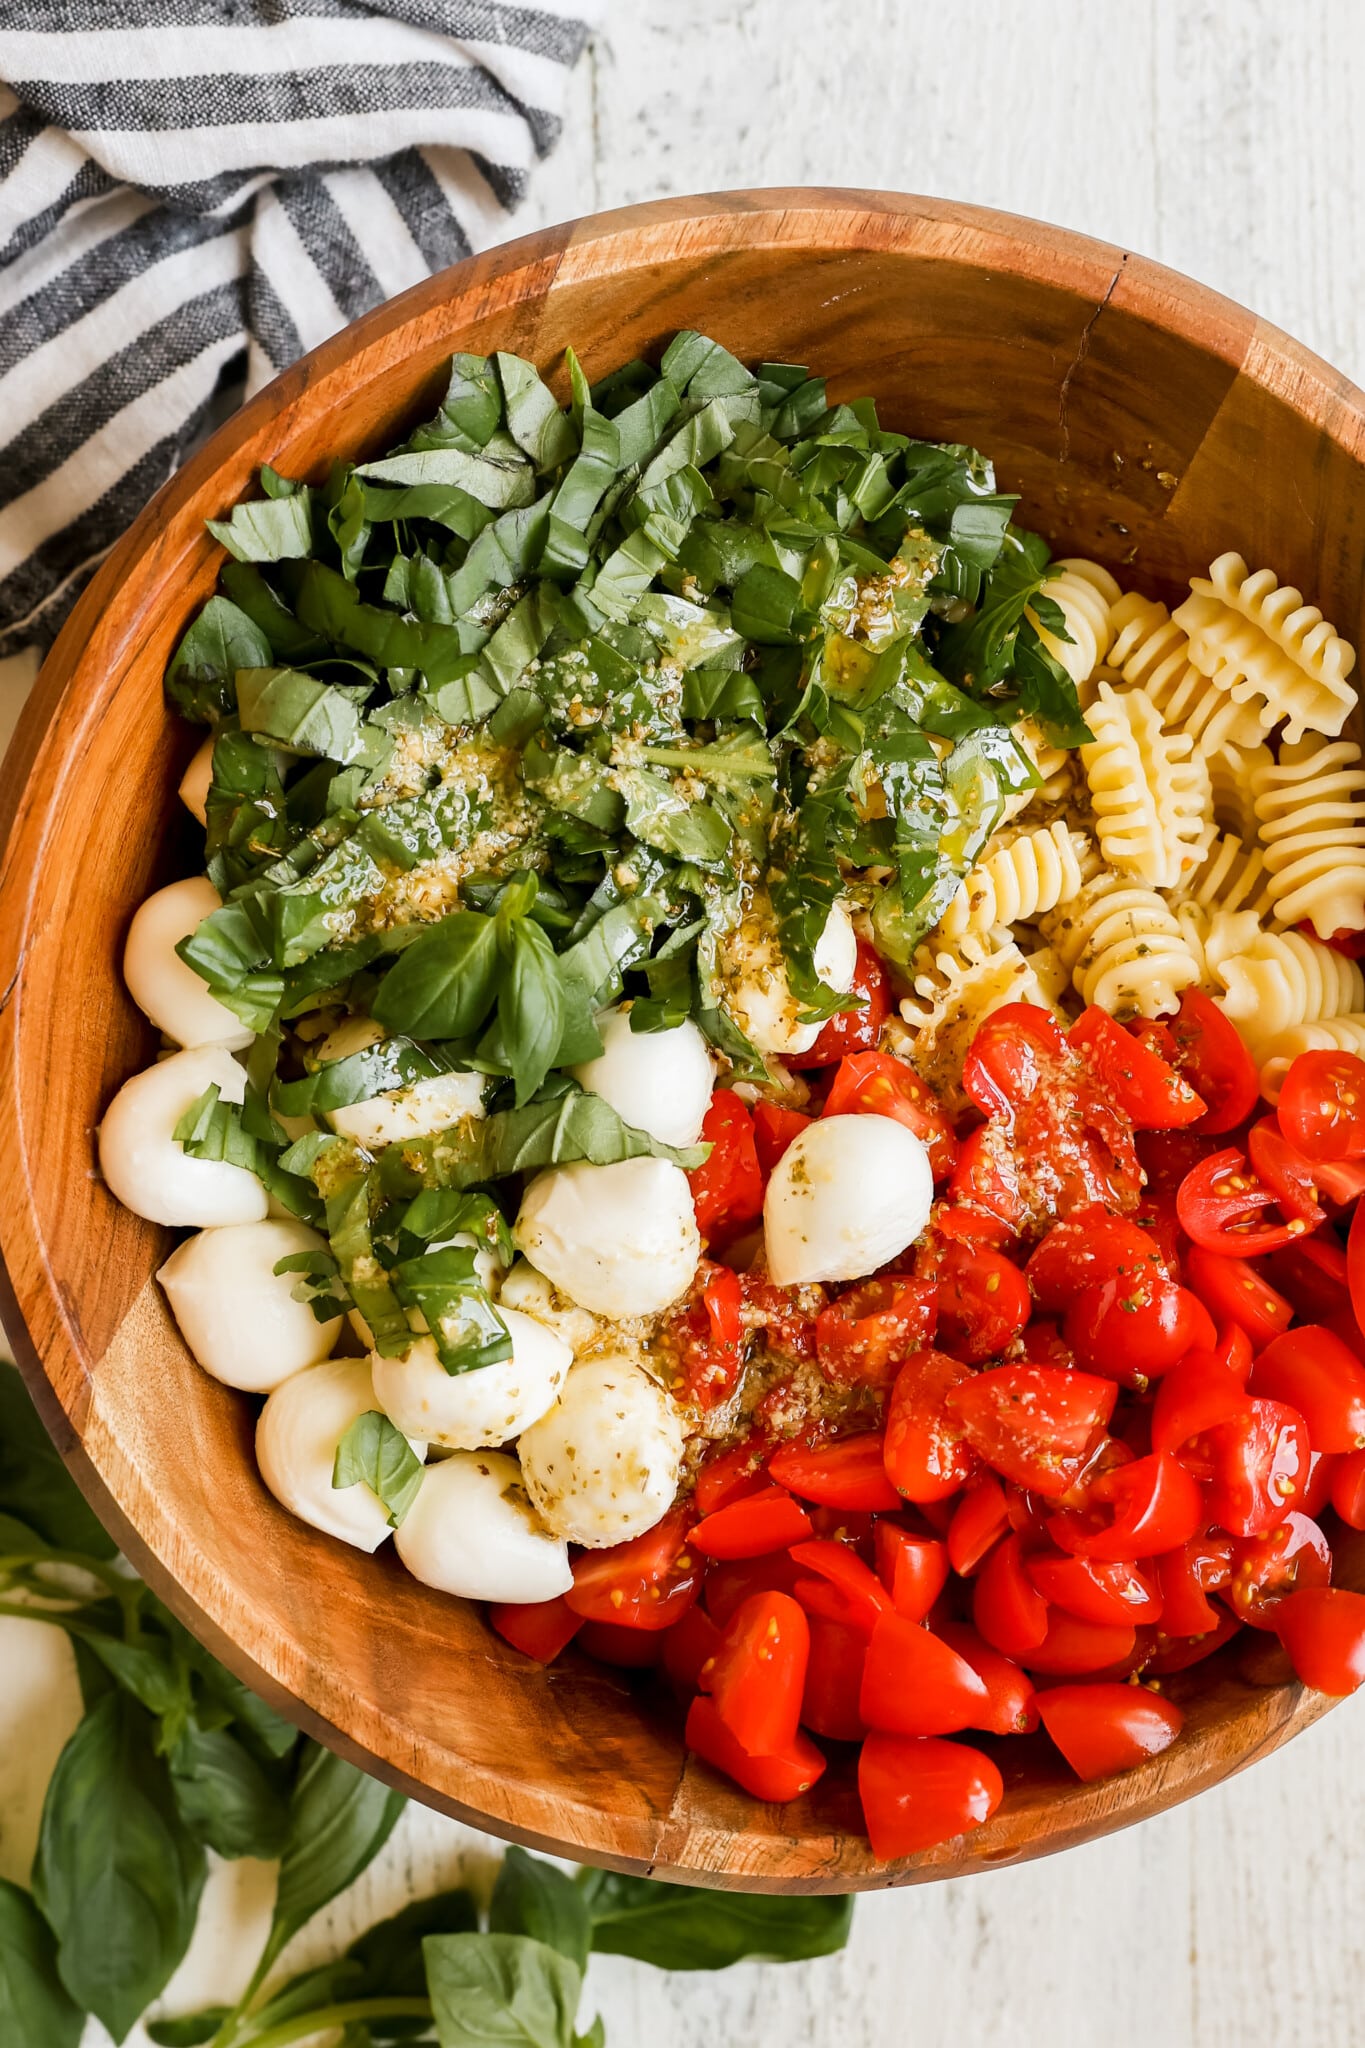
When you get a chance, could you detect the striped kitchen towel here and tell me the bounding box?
[0,0,599,661]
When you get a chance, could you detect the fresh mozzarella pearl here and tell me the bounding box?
[571,1006,714,1146]
[518,1353,684,1547]
[256,1356,425,1553]
[179,734,215,825]
[371,1306,570,1450]
[513,1157,701,1317]
[763,1112,933,1285]
[394,1449,572,1601]
[123,876,254,1051]
[99,1045,268,1227]
[496,1260,599,1355]
[722,897,858,1057]
[317,1011,486,1149]
[158,1218,341,1392]
[318,1015,386,1062]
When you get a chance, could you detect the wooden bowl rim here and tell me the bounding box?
[0,187,1357,1891]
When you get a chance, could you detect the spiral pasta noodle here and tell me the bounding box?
[1257,1018,1365,1104]
[1181,831,1273,920]
[1250,737,1365,937]
[938,821,1093,940]
[1027,559,1121,688]
[1105,590,1265,750]
[1206,929,1365,1055]
[1173,552,1358,744]
[1041,870,1202,1019]
[1081,680,1211,890]
[1206,738,1273,843]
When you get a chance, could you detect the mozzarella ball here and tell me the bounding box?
[496,1260,599,1356]
[99,1044,268,1227]
[256,1356,425,1553]
[371,1307,570,1450]
[394,1449,572,1601]
[571,1006,714,1146]
[123,876,254,1051]
[518,1353,685,1547]
[179,734,215,825]
[514,1156,701,1317]
[157,1218,341,1392]
[763,1113,933,1285]
[722,897,858,1057]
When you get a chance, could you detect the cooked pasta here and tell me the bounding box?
[1258,1018,1365,1104]
[938,821,1093,940]
[1206,738,1274,843]
[898,930,1060,1099]
[1206,929,1365,1055]
[1173,552,1358,744]
[1080,680,1211,890]
[1028,559,1121,688]
[1105,590,1265,750]
[1040,870,1203,1019]
[1250,737,1365,937]
[1180,831,1273,920]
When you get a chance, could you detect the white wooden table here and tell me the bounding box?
[5,3,1365,2041]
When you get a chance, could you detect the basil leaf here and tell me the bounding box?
[376,1089,706,1197]
[169,1722,291,1860]
[490,1849,591,1971]
[0,1363,115,1557]
[496,352,577,472]
[371,911,502,1040]
[256,1743,407,1984]
[579,1872,854,1968]
[407,352,503,453]
[345,1887,478,2042]
[207,490,315,563]
[397,1189,513,1263]
[32,1693,206,2042]
[498,914,566,1107]
[423,1932,584,2048]
[333,1411,425,1526]
[358,446,534,510]
[153,1608,301,1764]
[0,1878,83,2048]
[146,2010,232,2046]
[166,593,275,724]
[273,1038,448,1116]
[237,668,387,767]
[615,767,731,868]
[220,561,329,664]
[390,1245,512,1375]
[325,1174,411,1359]
[73,1632,192,1738]
[292,560,483,689]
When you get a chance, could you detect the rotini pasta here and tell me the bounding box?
[898,929,1060,1100]
[1041,870,1202,1018]
[1028,559,1121,688]
[1257,1018,1365,1104]
[1180,831,1273,920]
[938,820,1093,940]
[1105,590,1265,750]
[1206,929,1365,1055]
[1173,551,1358,744]
[1080,680,1211,890]
[1206,738,1274,843]
[1250,737,1365,937]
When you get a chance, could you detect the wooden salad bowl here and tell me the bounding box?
[3,190,1365,1893]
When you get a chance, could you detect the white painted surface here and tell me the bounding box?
[2,2,1363,2041]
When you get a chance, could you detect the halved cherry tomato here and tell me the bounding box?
[751,1100,813,1176]
[1224,1512,1332,1629]
[972,1533,1049,1657]
[1025,1207,1168,1315]
[661,1604,723,1692]
[1177,1146,1308,1257]
[874,1524,951,1623]
[1026,1552,1162,1626]
[741,1276,821,1363]
[1037,1682,1183,1780]
[1249,1325,1365,1452]
[688,1090,764,1244]
[663,1262,747,1409]
[489,1594,583,1664]
[859,1613,990,1735]
[1049,1451,1203,1560]
[702,1552,802,1630]
[706,1591,810,1755]
[925,1239,1032,1363]
[815,1276,937,1387]
[883,1351,978,1502]
[1071,1004,1205,1127]
[1248,1117,1328,1228]
[1065,1271,1215,1386]
[1159,987,1260,1135]
[684,1693,826,1801]
[1314,923,1365,958]
[691,1486,813,1561]
[787,937,890,1068]
[1272,1585,1365,1694]
[963,1003,1071,1116]
[1020,1320,1075,1367]
[946,1473,1010,1577]
[1154,1530,1234,1636]
[858,1731,1003,1858]
[694,1441,769,1517]
[1331,1446,1365,1528]
[1144,1609,1243,1672]
[947,1363,1117,1498]
[1021,1611,1137,1675]
[789,1539,892,1637]
[566,1504,701,1630]
[1201,1398,1310,1537]
[767,1433,902,1511]
[936,1623,1039,1734]
[946,1124,1027,1238]
[823,1049,958,1179]
[1151,1352,1251,1457]
[1302,1449,1338,1518]
[1350,1198,1365,1345]
[1266,1231,1352,1325]
[1278,1049,1365,1164]
[800,1613,867,1741]
[575,1620,663,1668]
[1184,1243,1293,1351]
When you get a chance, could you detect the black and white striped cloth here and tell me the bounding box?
[0,1,598,659]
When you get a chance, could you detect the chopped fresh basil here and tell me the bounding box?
[332,1412,424,1527]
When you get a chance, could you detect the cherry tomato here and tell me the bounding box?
[1331,1446,1365,1528]
[962,1003,1071,1116]
[823,1048,958,1179]
[800,1613,868,1741]
[1160,988,1261,1135]
[946,1124,1027,1237]
[684,1694,827,1802]
[945,1363,1118,1499]
[1025,1207,1169,1315]
[1154,1530,1234,1636]
[702,1552,802,1630]
[1224,1512,1332,1629]
[858,1731,1003,1858]
[1037,1682,1184,1780]
[1201,1397,1311,1537]
[972,1533,1049,1657]
[664,1262,747,1409]
[1266,1231,1353,1325]
[566,1505,702,1629]
[691,1486,813,1561]
[741,1275,820,1362]
[1249,1325,1365,1452]
[1178,1146,1309,1257]
[1065,1270,1215,1387]
[883,1350,979,1502]
[927,1239,1032,1363]
[751,1100,813,1176]
[859,1613,990,1736]
[1021,1611,1137,1675]
[1247,1117,1328,1228]
[489,1594,583,1664]
[694,1440,768,1517]
[1272,1585,1365,1694]
[1278,1049,1365,1163]
[936,1623,1039,1734]
[1184,1243,1294,1351]
[767,1433,903,1511]
[1049,1451,1203,1560]
[661,1604,723,1692]
[1302,1448,1338,1518]
[787,938,890,1068]
[1144,1609,1243,1672]
[1314,924,1365,959]
[1026,1552,1162,1626]
[873,1524,950,1622]
[788,1539,892,1638]
[1351,1198,1365,1345]
[688,1090,764,1244]
[815,1275,937,1387]
[1070,1004,1205,1127]
[575,1620,664,1668]
[1151,1353,1251,1457]
[706,1591,810,1755]
[946,1473,1010,1577]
